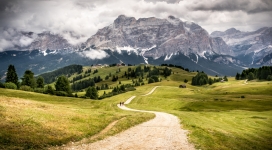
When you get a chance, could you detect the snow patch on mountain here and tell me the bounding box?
[164,53,173,61]
[198,51,207,59]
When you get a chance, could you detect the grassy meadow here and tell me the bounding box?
[129,78,272,150]
[0,89,154,149]
[0,64,272,149]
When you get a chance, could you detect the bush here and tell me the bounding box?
[148,78,155,84]
[126,87,136,91]
[34,88,45,93]
[19,85,33,91]
[55,91,68,96]
[46,85,55,95]
[4,82,17,89]
[241,95,245,98]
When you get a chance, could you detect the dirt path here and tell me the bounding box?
[63,86,195,150]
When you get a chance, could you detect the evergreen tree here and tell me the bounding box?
[223,76,228,81]
[235,73,240,80]
[5,65,18,86]
[191,72,208,86]
[248,72,255,81]
[36,76,45,88]
[21,70,36,88]
[46,85,55,95]
[208,78,213,85]
[55,75,71,94]
[85,86,98,99]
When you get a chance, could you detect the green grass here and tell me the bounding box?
[129,80,272,150]
[0,89,154,149]
[1,65,272,150]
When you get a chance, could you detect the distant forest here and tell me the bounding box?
[236,66,272,81]
[38,64,83,84]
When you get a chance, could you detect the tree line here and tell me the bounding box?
[235,66,272,81]
[39,64,83,84]
[192,71,228,86]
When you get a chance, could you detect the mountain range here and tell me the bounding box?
[1,15,271,79]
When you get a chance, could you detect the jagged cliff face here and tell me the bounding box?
[26,32,74,51]
[12,31,75,51]
[85,15,231,59]
[211,27,272,65]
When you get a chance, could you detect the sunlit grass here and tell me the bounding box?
[0,89,154,149]
[129,81,272,150]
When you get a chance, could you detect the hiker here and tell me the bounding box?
[120,102,122,106]
[122,102,124,105]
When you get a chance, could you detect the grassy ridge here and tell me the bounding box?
[129,79,272,150]
[0,89,154,149]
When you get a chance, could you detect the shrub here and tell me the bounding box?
[19,85,33,91]
[55,91,68,96]
[34,88,45,93]
[126,87,136,91]
[148,78,154,84]
[46,85,55,95]
[241,95,245,98]
[4,82,17,89]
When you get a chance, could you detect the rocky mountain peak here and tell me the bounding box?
[225,28,241,35]
[85,15,231,59]
[114,15,137,27]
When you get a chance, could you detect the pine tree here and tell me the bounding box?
[5,65,18,86]
[85,86,98,99]
[55,75,71,94]
[21,70,36,88]
[235,73,240,80]
[248,72,254,81]
[36,76,45,88]
[223,76,228,81]
[208,78,213,85]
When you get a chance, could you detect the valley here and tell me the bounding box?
[0,65,271,149]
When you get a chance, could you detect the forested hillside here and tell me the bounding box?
[38,64,83,84]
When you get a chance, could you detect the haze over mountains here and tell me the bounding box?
[0,15,271,78]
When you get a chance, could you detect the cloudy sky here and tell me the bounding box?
[1,0,272,51]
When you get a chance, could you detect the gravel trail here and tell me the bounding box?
[64,86,195,150]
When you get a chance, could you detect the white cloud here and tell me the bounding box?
[0,38,13,51]
[0,0,272,51]
[79,49,109,60]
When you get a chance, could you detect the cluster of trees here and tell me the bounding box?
[236,66,272,81]
[192,72,209,86]
[98,84,135,99]
[192,72,228,86]
[0,64,75,97]
[161,64,190,72]
[72,76,103,91]
[39,64,83,84]
[1,65,46,91]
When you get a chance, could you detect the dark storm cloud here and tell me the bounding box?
[188,0,272,14]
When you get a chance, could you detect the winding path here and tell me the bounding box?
[65,86,195,150]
